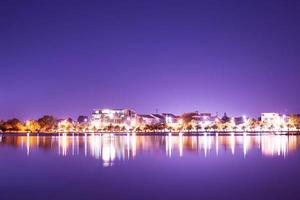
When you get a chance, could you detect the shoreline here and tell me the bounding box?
[1,131,300,136]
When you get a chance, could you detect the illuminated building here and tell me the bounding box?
[150,114,165,124]
[261,113,286,130]
[138,115,156,125]
[162,113,178,124]
[90,108,138,130]
[191,113,218,128]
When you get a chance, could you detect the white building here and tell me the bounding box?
[90,108,137,130]
[162,113,177,124]
[191,113,216,128]
[261,113,284,125]
[261,113,287,130]
[138,115,156,125]
[150,114,165,124]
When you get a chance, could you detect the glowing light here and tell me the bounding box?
[166,133,172,157]
[102,137,116,167]
[215,133,219,156]
[131,133,136,158]
[179,132,183,157]
[230,133,235,155]
[84,133,87,156]
[243,133,249,157]
[26,133,30,156]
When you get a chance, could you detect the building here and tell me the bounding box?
[261,113,287,130]
[151,114,165,124]
[261,113,285,125]
[162,113,178,124]
[190,113,218,129]
[233,116,247,125]
[90,108,138,130]
[138,115,156,125]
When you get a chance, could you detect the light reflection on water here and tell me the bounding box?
[0,133,299,167]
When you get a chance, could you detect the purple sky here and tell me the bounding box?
[0,0,300,120]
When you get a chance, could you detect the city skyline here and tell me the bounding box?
[1,1,300,200]
[0,105,297,121]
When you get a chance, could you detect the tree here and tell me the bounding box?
[269,125,274,131]
[241,126,246,132]
[77,115,88,123]
[106,124,113,132]
[280,124,284,131]
[222,124,228,132]
[167,126,174,132]
[114,125,120,132]
[67,118,73,123]
[221,113,230,123]
[38,115,57,132]
[26,120,41,132]
[186,124,193,132]
[248,118,259,131]
[1,118,25,132]
[260,123,264,131]
[143,124,153,132]
[211,124,218,132]
[232,126,237,132]
[195,125,202,132]
[181,112,198,126]
[121,126,127,132]
[0,120,5,132]
[135,126,142,132]
[289,115,300,130]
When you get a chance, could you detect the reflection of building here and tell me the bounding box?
[1,134,300,166]
[260,135,298,156]
[90,109,138,130]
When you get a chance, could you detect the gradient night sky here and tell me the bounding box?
[0,0,299,120]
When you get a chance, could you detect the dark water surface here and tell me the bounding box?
[0,133,300,200]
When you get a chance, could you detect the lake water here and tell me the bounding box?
[0,133,300,200]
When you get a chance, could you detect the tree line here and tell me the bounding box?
[0,115,58,132]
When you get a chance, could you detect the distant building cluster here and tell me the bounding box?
[71,108,300,133]
[1,108,300,133]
